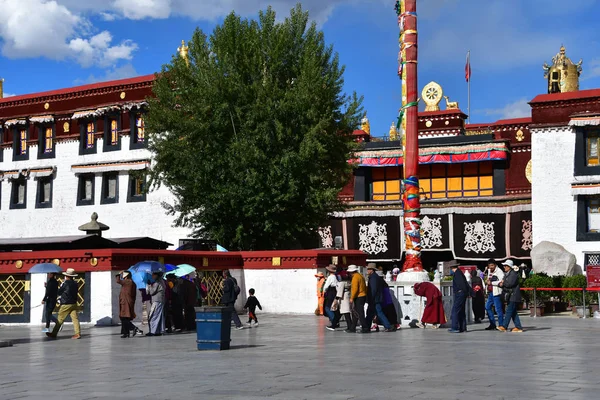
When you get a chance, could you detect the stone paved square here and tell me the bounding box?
[1,315,600,400]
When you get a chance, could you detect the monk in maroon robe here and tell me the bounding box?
[414,282,446,328]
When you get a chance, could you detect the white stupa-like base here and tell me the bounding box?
[396,270,430,283]
[389,270,431,326]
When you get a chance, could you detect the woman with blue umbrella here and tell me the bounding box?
[29,263,63,333]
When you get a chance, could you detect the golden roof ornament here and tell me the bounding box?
[422,81,443,112]
[543,45,582,94]
[177,40,189,66]
[389,122,399,141]
[361,114,371,135]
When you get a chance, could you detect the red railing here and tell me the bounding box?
[519,287,600,318]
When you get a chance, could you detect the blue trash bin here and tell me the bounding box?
[195,306,232,351]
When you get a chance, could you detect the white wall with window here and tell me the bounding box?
[532,124,600,266]
[0,132,191,248]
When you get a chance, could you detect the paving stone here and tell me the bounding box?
[1,315,600,399]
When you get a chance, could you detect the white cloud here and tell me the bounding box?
[0,0,137,68]
[481,98,531,120]
[69,31,137,67]
[582,58,600,81]
[81,63,139,84]
[2,93,16,98]
[55,0,348,25]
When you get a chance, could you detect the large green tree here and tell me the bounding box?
[146,4,363,250]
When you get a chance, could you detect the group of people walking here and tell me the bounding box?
[319,263,399,333]
[447,259,523,333]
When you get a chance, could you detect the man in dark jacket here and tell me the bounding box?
[41,272,59,333]
[46,268,80,339]
[221,270,244,330]
[365,264,393,332]
[182,277,198,331]
[449,261,469,333]
[498,260,524,332]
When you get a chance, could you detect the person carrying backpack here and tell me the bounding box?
[221,270,245,330]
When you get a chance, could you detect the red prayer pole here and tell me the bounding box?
[399,0,423,272]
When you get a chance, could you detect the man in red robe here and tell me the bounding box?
[413,282,446,328]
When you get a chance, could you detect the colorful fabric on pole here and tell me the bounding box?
[403,176,421,256]
[465,51,472,82]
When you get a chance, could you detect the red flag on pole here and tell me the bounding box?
[465,51,472,82]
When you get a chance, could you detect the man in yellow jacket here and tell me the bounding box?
[315,272,325,315]
[347,265,368,333]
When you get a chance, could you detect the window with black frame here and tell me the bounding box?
[13,126,29,161]
[79,120,97,155]
[101,172,119,204]
[36,177,53,208]
[77,174,95,206]
[38,125,55,158]
[10,177,27,209]
[127,173,147,202]
[130,113,147,149]
[104,115,121,151]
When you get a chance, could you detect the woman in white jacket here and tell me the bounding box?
[329,276,352,331]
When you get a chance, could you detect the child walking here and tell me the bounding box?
[243,288,262,326]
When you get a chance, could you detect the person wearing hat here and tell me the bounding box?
[365,263,393,332]
[46,268,80,339]
[484,258,505,331]
[315,272,326,316]
[323,265,340,330]
[146,271,166,336]
[498,260,524,332]
[116,271,142,338]
[347,265,368,333]
[448,260,469,333]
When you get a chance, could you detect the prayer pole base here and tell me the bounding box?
[402,255,424,273]
[396,270,430,283]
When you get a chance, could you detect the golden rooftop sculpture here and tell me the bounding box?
[543,45,582,94]
[178,40,189,65]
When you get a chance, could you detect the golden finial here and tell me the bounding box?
[389,122,399,141]
[177,40,189,66]
[361,114,370,135]
[544,45,582,94]
[0,78,4,99]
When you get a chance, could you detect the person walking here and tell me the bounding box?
[484,259,505,331]
[471,269,486,323]
[115,271,142,338]
[146,272,166,336]
[449,261,468,333]
[46,268,80,339]
[243,288,262,326]
[41,272,59,333]
[221,270,245,330]
[413,281,446,328]
[315,272,326,316]
[323,265,340,329]
[182,277,198,331]
[331,275,352,331]
[365,264,393,332]
[498,260,524,333]
[347,265,368,333]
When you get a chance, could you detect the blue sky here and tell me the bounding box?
[1,0,600,137]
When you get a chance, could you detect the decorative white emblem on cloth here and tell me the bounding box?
[421,216,443,249]
[318,226,333,249]
[464,220,496,254]
[358,221,388,255]
[521,220,532,251]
